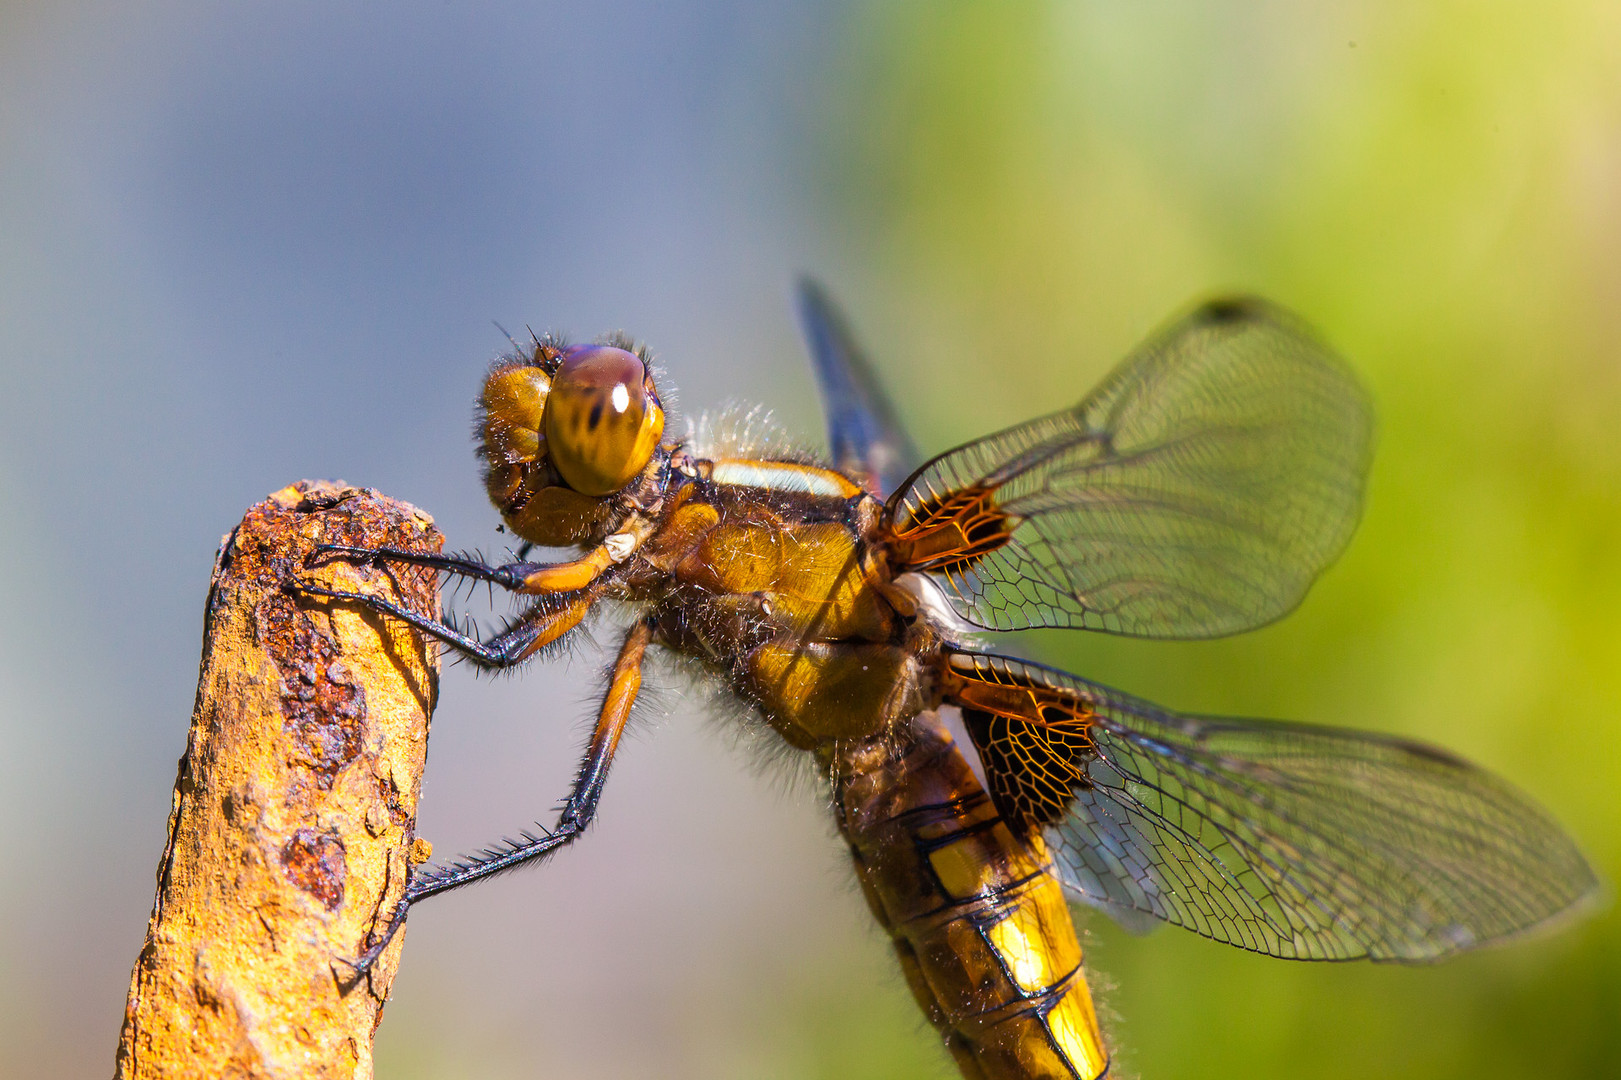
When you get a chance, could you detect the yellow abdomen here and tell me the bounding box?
[831,713,1109,1080]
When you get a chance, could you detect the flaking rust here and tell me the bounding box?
[116,481,441,1080]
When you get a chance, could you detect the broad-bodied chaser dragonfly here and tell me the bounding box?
[303,282,1597,1079]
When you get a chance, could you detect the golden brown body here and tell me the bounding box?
[607,454,1109,1076]
[307,294,1595,1080]
[476,350,1112,1074]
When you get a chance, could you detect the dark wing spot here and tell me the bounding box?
[1198,296,1264,325]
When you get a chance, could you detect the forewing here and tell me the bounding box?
[888,298,1374,636]
[952,652,1599,962]
[796,278,920,498]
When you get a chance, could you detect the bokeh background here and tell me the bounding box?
[2,2,1617,1077]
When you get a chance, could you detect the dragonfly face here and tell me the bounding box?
[478,339,666,543]
[302,283,1599,1080]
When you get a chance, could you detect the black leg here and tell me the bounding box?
[347,618,654,975]
[292,580,592,671]
[313,541,624,596]
[311,544,547,592]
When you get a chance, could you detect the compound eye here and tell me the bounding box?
[543,345,665,495]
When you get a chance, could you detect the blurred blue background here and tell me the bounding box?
[1,2,1616,1077]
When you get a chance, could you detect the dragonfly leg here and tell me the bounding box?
[292,579,592,671]
[315,518,653,596]
[347,617,653,975]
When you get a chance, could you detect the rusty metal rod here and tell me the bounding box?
[116,481,441,1080]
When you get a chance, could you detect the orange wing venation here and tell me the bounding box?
[887,298,1375,637]
[944,650,1600,962]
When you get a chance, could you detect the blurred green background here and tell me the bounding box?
[2,2,1616,1077]
[813,4,1621,1077]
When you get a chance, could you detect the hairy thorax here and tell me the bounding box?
[628,455,929,750]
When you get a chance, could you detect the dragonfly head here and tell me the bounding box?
[478,339,666,544]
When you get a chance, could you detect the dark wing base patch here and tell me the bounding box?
[887,483,1017,576]
[961,707,1094,833]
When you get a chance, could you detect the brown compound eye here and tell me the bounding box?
[543,344,665,495]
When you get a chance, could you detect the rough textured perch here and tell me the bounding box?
[116,481,441,1080]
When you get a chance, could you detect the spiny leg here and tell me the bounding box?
[312,545,547,589]
[294,578,592,671]
[313,518,652,595]
[348,617,654,975]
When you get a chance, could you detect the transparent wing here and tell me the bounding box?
[952,652,1599,962]
[796,277,920,498]
[888,298,1374,637]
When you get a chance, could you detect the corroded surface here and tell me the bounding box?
[115,481,440,1080]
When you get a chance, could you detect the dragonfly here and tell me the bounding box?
[301,282,1598,1080]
